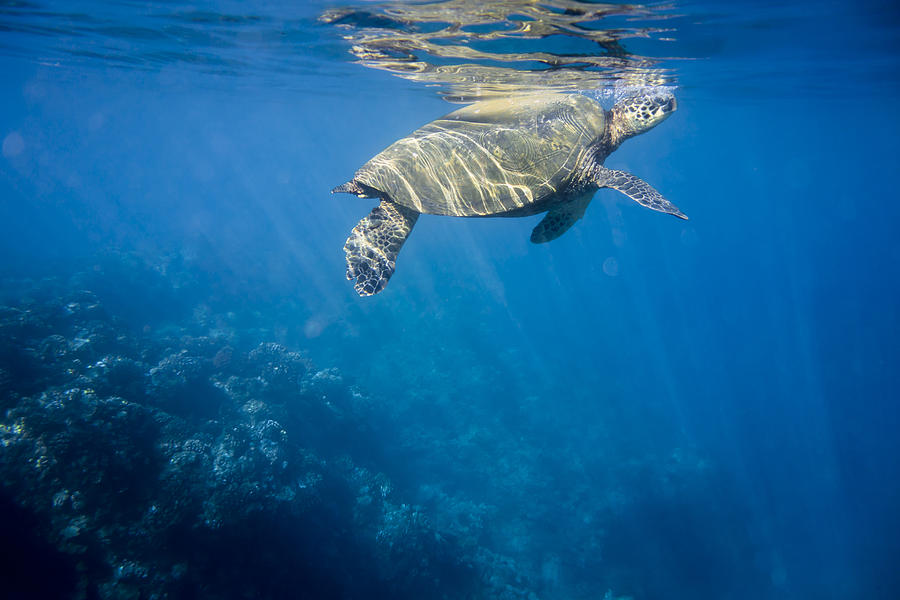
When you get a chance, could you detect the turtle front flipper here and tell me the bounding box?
[530,191,593,244]
[344,200,419,296]
[597,167,688,220]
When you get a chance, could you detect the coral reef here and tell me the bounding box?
[0,256,718,600]
[0,268,505,600]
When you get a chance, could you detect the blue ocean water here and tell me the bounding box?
[1,1,899,599]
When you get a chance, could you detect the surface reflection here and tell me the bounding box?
[321,0,678,101]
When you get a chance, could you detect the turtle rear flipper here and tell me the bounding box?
[530,191,593,244]
[598,167,688,220]
[344,200,419,296]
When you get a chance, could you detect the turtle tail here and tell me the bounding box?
[344,200,419,296]
[331,180,366,195]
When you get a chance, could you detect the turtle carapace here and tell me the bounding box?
[333,91,686,296]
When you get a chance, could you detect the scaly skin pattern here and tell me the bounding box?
[343,201,420,296]
[353,93,607,217]
[529,190,593,243]
[596,167,688,220]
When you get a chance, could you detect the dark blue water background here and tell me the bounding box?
[2,1,899,598]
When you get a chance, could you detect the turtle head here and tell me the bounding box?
[609,91,676,147]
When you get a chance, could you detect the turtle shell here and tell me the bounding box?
[352,93,607,216]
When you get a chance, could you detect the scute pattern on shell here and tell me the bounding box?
[353,93,607,217]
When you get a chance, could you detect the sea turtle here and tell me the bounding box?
[333,91,686,296]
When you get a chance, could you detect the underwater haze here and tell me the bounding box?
[1,1,899,599]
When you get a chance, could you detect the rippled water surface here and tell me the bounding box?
[1,1,899,599]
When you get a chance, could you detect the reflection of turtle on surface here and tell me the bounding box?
[333,91,686,296]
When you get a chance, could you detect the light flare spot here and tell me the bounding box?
[88,113,105,131]
[303,316,328,338]
[602,257,619,277]
[2,132,25,158]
